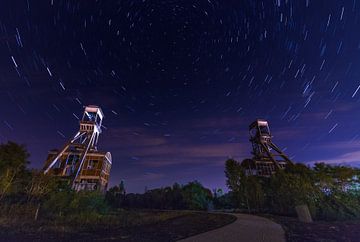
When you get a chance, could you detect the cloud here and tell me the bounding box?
[131,142,250,167]
[312,141,360,151]
[101,117,254,166]
[127,172,165,182]
[307,150,360,166]
[271,127,308,141]
[136,143,245,156]
[135,156,229,168]
[104,127,168,147]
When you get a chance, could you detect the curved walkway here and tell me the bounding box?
[178,213,285,242]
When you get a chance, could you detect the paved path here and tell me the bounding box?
[178,213,285,242]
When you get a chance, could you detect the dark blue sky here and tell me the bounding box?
[1,0,360,192]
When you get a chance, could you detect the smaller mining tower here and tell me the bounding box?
[241,119,293,177]
[43,105,112,192]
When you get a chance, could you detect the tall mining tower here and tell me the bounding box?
[43,105,112,192]
[241,119,293,177]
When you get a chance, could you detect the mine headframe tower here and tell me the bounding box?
[43,105,112,192]
[241,119,293,177]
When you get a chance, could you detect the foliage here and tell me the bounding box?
[24,170,60,202]
[0,141,110,223]
[43,189,75,216]
[213,190,234,209]
[105,181,126,208]
[108,181,213,210]
[225,159,264,212]
[0,142,30,200]
[225,158,360,220]
[43,190,109,218]
[267,165,320,216]
[182,181,213,210]
[69,191,109,214]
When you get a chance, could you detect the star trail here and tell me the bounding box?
[1,0,360,192]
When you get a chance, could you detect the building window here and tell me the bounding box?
[87,160,97,169]
[55,160,61,168]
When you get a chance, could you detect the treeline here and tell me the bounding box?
[106,181,217,210]
[225,159,360,220]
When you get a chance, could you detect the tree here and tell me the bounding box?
[106,181,126,208]
[225,159,264,212]
[312,163,360,220]
[25,170,59,202]
[267,165,320,216]
[119,180,126,195]
[224,159,360,219]
[225,159,243,207]
[169,183,186,209]
[315,163,358,192]
[0,141,30,201]
[182,181,213,210]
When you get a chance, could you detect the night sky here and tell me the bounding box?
[1,0,360,192]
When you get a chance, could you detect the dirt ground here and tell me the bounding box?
[270,215,360,242]
[0,212,236,242]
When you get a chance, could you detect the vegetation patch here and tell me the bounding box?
[0,211,236,241]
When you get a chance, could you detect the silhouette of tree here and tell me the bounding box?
[0,141,29,201]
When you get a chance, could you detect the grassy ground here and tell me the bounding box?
[0,210,236,242]
[268,215,360,242]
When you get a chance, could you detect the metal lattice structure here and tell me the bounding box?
[43,105,112,192]
[241,119,293,177]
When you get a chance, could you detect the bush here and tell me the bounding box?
[42,190,109,221]
[42,190,74,216]
[69,191,109,214]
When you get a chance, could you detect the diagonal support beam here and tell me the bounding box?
[44,131,86,174]
[72,132,96,188]
[260,142,281,169]
[268,142,293,165]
